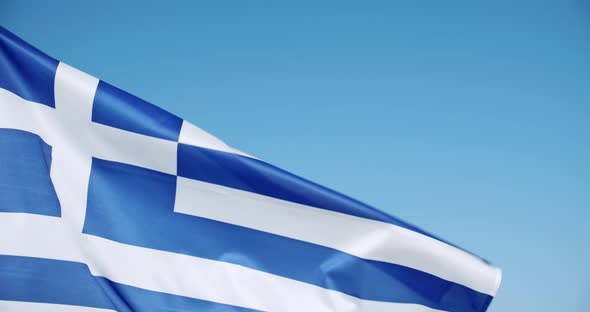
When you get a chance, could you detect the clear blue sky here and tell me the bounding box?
[2,1,589,311]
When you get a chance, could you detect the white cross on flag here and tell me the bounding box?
[0,26,501,312]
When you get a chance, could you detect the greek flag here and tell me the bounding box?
[0,26,501,312]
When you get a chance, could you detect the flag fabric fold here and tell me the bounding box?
[0,26,501,312]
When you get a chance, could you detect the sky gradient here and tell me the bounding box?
[2,1,589,311]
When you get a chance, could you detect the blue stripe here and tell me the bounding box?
[177,143,485,260]
[0,255,112,309]
[92,80,182,141]
[84,157,492,312]
[0,129,61,217]
[0,26,58,108]
[0,255,258,312]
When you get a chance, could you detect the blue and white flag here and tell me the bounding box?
[0,26,501,312]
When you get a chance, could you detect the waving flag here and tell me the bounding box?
[0,26,501,312]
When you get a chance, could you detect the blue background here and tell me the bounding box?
[2,1,589,311]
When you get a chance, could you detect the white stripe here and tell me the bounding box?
[0,213,444,312]
[179,120,253,158]
[0,301,114,312]
[175,177,502,296]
